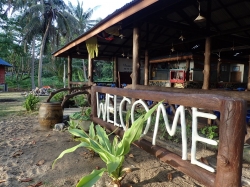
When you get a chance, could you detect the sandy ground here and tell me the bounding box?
[0,92,250,187]
[0,115,208,187]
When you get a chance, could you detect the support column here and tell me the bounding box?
[217,60,222,83]
[202,37,211,90]
[67,55,72,94]
[185,59,190,81]
[144,50,149,85]
[88,54,93,85]
[248,56,250,90]
[114,57,118,85]
[132,26,139,90]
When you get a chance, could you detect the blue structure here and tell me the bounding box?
[0,58,12,92]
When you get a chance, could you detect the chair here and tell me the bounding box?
[121,83,127,88]
[237,87,245,91]
[214,111,220,119]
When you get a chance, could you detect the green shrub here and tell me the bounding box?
[200,125,218,140]
[23,94,40,111]
[51,91,66,102]
[69,107,91,121]
[74,94,89,107]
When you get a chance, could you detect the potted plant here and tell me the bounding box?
[69,107,91,131]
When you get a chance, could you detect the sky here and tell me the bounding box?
[72,0,133,19]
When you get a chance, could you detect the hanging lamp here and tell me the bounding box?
[194,1,206,22]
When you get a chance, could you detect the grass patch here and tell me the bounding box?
[0,92,47,119]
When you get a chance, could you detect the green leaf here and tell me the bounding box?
[52,142,87,168]
[111,136,119,154]
[144,101,162,120]
[69,128,89,138]
[125,110,131,129]
[117,101,162,156]
[88,123,96,139]
[95,125,112,152]
[106,159,121,174]
[76,168,106,187]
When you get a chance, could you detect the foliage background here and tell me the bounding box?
[0,0,113,91]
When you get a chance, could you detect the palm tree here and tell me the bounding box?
[68,0,100,34]
[21,0,78,88]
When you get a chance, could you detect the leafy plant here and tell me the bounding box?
[68,120,79,130]
[23,94,40,111]
[74,94,89,107]
[53,102,161,187]
[70,107,91,121]
[200,125,218,140]
[51,91,66,102]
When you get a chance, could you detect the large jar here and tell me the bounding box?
[38,102,63,129]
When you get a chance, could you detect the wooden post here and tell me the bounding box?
[113,57,118,85]
[202,37,211,90]
[132,26,139,90]
[248,55,250,90]
[217,60,222,83]
[144,50,149,85]
[67,55,72,94]
[88,54,93,85]
[185,59,190,81]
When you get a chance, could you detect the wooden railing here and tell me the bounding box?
[91,86,246,187]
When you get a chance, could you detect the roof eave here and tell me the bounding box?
[52,0,158,57]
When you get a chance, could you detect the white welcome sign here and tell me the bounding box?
[96,93,218,172]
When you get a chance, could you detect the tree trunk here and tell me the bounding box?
[31,38,36,89]
[68,55,72,94]
[83,59,87,81]
[38,17,52,88]
[63,60,66,88]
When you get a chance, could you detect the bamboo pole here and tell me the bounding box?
[202,37,211,90]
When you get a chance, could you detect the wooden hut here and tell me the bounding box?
[52,0,250,91]
[51,1,250,186]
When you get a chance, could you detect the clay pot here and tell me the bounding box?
[38,102,63,129]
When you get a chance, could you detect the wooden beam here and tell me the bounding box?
[202,37,211,90]
[132,26,139,90]
[150,55,193,63]
[125,84,250,102]
[53,0,158,57]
